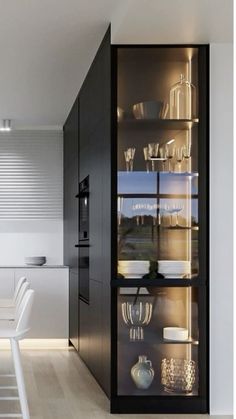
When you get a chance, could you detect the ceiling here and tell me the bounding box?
[0,0,232,128]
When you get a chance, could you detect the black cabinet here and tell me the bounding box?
[64,26,209,414]
[63,97,79,348]
[77,28,111,396]
[69,271,79,351]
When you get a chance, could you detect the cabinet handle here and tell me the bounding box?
[75,244,90,248]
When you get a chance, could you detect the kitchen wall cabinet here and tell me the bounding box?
[0,267,69,338]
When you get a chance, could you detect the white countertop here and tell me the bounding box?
[0,265,69,269]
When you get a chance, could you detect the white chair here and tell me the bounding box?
[0,277,27,308]
[0,289,35,419]
[0,282,30,321]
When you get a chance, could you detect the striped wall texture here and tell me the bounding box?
[0,131,63,219]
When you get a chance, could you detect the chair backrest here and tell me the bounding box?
[13,277,27,303]
[15,281,30,313]
[16,290,35,335]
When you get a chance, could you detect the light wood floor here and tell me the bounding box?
[0,348,231,419]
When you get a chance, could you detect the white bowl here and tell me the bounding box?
[25,256,46,266]
[119,260,149,265]
[163,327,189,341]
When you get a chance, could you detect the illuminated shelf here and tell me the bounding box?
[119,337,199,346]
[159,225,199,231]
[112,278,201,287]
[118,118,199,131]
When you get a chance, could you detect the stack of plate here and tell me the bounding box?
[118,260,149,279]
[158,260,190,278]
[25,256,46,266]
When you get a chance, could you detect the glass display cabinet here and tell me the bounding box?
[111,46,208,413]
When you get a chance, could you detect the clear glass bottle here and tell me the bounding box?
[169,74,196,119]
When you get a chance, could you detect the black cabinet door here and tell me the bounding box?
[78,27,111,396]
[79,298,90,366]
[63,97,79,348]
[69,271,79,351]
[63,97,79,273]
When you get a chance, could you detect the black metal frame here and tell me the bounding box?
[110,44,209,414]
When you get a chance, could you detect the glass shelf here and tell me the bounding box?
[118,118,199,131]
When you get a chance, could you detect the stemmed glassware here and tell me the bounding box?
[161,203,183,227]
[166,143,176,172]
[117,197,124,226]
[148,143,159,171]
[159,147,168,171]
[143,147,150,173]
[121,301,153,341]
[176,147,184,172]
[124,147,136,171]
[173,202,183,226]
[183,143,191,172]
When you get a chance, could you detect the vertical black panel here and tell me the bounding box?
[63,97,79,272]
[69,271,79,350]
[63,97,79,349]
[78,26,111,395]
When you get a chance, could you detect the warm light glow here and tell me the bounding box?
[166,138,175,145]
[0,339,69,350]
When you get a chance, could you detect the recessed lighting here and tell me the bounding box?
[0,119,12,132]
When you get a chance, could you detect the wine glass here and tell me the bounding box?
[117,197,124,226]
[124,150,130,172]
[162,203,171,226]
[173,202,183,226]
[124,148,136,171]
[176,147,184,172]
[159,147,167,171]
[183,144,191,172]
[166,143,176,172]
[122,301,153,341]
[143,147,150,173]
[148,143,159,171]
[128,147,136,172]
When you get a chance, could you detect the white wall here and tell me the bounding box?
[210,43,233,415]
[0,130,63,265]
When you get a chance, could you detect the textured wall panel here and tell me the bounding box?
[0,131,63,219]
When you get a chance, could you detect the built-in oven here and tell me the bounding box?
[78,176,90,304]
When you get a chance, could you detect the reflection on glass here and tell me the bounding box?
[117,172,199,276]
